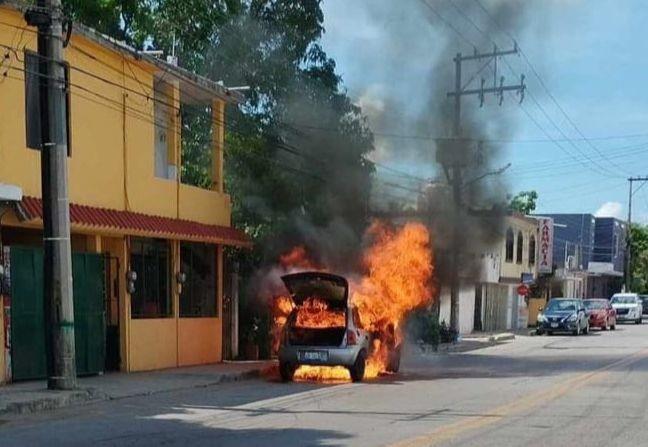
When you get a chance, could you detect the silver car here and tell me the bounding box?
[610,293,643,324]
[278,272,398,382]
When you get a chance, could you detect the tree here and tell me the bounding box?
[509,190,538,215]
[631,224,648,293]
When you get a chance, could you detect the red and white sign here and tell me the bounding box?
[537,217,554,274]
[517,283,530,296]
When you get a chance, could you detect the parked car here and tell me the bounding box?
[610,293,643,324]
[277,272,401,382]
[583,298,616,330]
[537,298,589,335]
[640,295,648,316]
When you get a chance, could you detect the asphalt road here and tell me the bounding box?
[4,323,648,446]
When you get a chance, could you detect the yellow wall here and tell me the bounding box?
[178,318,221,366]
[129,319,178,371]
[500,216,538,280]
[0,7,231,226]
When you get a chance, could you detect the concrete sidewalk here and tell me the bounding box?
[0,360,274,416]
[415,331,518,355]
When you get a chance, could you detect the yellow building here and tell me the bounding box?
[0,4,249,380]
[500,214,538,283]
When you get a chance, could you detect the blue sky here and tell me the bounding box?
[320,0,648,222]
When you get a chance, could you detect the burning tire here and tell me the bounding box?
[349,350,367,382]
[279,361,297,382]
[386,345,402,373]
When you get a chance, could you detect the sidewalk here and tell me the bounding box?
[0,360,274,416]
[415,331,519,355]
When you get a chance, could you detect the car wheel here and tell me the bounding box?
[349,350,367,382]
[546,331,553,336]
[637,318,642,325]
[386,345,401,373]
[279,361,297,382]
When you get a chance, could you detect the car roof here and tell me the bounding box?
[612,293,638,297]
[583,298,607,301]
[549,297,579,301]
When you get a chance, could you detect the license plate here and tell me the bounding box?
[300,350,328,362]
[551,323,559,328]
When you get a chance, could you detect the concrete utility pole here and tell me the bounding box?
[443,45,525,333]
[625,177,648,292]
[26,0,76,390]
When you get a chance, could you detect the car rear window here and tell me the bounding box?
[611,296,637,304]
[583,300,605,309]
[546,300,576,312]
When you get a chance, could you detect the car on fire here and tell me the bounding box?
[610,293,643,324]
[583,298,616,331]
[536,298,589,336]
[277,271,400,382]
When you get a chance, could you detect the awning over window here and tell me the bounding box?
[15,196,251,248]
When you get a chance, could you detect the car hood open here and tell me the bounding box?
[281,272,348,309]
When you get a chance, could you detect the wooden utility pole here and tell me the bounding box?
[26,0,76,390]
[443,45,525,333]
[625,177,648,292]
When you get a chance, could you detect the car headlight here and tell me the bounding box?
[566,313,578,322]
[537,314,546,323]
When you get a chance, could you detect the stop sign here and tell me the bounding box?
[517,284,530,296]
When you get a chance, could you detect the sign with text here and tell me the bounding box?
[537,218,554,274]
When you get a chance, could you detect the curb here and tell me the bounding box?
[0,368,264,417]
[488,333,515,342]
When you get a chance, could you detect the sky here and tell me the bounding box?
[319,0,648,222]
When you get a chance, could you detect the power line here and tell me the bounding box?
[472,0,630,175]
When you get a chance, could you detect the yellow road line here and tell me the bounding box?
[389,348,648,447]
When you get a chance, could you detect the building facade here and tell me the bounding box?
[0,5,248,382]
[541,213,625,299]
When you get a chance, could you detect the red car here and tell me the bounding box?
[583,299,616,330]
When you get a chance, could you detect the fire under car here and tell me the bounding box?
[278,271,400,382]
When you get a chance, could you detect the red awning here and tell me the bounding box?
[16,196,251,247]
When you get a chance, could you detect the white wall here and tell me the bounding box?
[438,284,476,334]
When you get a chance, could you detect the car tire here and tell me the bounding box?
[386,345,401,373]
[636,318,642,325]
[349,350,367,382]
[279,361,296,382]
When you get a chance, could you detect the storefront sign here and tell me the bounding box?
[538,218,554,274]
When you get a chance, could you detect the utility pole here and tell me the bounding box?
[442,45,525,333]
[26,0,76,390]
[625,177,648,292]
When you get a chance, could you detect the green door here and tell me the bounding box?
[72,253,106,376]
[10,247,106,381]
[9,247,45,381]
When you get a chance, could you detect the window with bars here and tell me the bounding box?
[180,242,218,317]
[130,238,172,318]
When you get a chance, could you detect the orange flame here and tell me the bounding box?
[269,221,434,382]
[294,297,346,329]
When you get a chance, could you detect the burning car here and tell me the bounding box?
[277,271,400,382]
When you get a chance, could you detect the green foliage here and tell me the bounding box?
[631,223,648,294]
[509,190,538,215]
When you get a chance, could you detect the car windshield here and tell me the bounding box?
[583,300,606,309]
[545,300,577,312]
[611,296,637,304]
